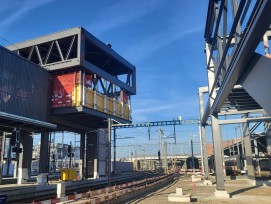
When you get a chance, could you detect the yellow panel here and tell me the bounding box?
[116,101,122,117]
[96,92,104,112]
[60,169,69,181]
[71,85,81,106]
[68,168,77,180]
[124,104,130,120]
[60,168,77,181]
[85,89,94,109]
[107,98,114,115]
[72,87,76,106]
[76,85,81,106]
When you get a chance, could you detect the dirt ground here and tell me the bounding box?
[126,175,271,204]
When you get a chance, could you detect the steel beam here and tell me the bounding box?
[6,27,136,95]
[219,116,271,125]
[83,60,135,95]
[206,41,225,191]
[210,0,271,114]
[52,106,130,125]
[243,116,255,179]
[0,111,56,130]
[113,119,199,129]
[82,29,135,72]
[211,114,225,190]
[52,116,95,132]
[219,109,264,116]
[209,0,246,112]
[44,58,80,71]
[198,90,209,179]
[107,118,112,186]
[204,0,215,40]
[6,27,81,51]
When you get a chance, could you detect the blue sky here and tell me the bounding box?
[0,0,210,156]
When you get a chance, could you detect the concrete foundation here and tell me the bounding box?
[203,179,213,185]
[191,175,201,182]
[168,187,191,203]
[168,193,191,202]
[57,182,66,198]
[248,179,271,187]
[214,189,230,198]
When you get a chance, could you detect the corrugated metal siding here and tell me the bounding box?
[98,129,107,176]
[0,46,49,122]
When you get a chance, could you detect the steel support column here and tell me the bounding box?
[243,117,255,179]
[107,118,112,186]
[18,132,33,184]
[86,131,98,178]
[0,132,5,184]
[113,128,116,173]
[198,89,209,179]
[206,42,225,191]
[211,114,225,190]
[79,132,85,180]
[39,131,49,174]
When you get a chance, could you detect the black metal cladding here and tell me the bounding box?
[0,46,49,122]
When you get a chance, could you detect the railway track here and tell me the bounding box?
[3,172,161,203]
[58,173,176,204]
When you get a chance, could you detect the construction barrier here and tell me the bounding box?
[60,168,77,181]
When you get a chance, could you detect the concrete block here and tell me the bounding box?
[59,196,68,202]
[176,187,183,195]
[248,179,256,186]
[214,190,230,198]
[57,182,66,198]
[168,193,191,202]
[75,193,82,199]
[191,175,201,182]
[203,179,213,185]
[37,173,48,185]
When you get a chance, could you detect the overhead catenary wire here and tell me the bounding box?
[0,35,19,50]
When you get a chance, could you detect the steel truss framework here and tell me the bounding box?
[200,0,271,193]
[7,27,136,96]
[7,27,136,131]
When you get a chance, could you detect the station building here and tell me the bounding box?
[0,27,136,183]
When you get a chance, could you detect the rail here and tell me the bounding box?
[3,172,161,203]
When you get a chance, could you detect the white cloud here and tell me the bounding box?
[88,0,164,35]
[130,97,180,121]
[133,104,178,114]
[123,26,204,63]
[0,0,54,28]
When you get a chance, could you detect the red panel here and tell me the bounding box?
[52,85,73,108]
[85,74,93,88]
[51,72,79,108]
[120,90,129,104]
[53,72,76,86]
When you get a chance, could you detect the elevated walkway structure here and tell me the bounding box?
[7,27,136,131]
[199,0,271,196]
[4,27,136,181]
